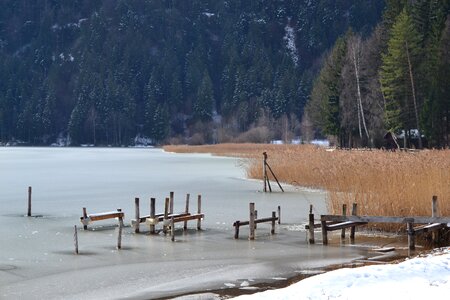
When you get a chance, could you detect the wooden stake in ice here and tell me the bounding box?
[27,186,32,217]
[74,225,79,254]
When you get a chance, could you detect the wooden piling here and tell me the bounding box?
[254,210,258,229]
[341,204,347,239]
[431,196,439,243]
[263,152,268,192]
[271,211,276,234]
[321,220,328,245]
[170,191,174,215]
[407,221,415,250]
[117,208,123,250]
[171,216,175,242]
[164,197,169,234]
[350,203,357,239]
[150,198,156,234]
[278,206,281,224]
[234,221,240,239]
[249,203,255,240]
[197,195,202,230]
[27,186,32,217]
[308,204,315,244]
[184,193,190,231]
[74,225,79,254]
[134,197,140,233]
[82,207,88,230]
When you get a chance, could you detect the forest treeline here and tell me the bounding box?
[0,0,384,146]
[307,0,450,148]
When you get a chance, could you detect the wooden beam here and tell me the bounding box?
[134,197,140,233]
[249,203,255,240]
[320,215,450,224]
[184,193,190,230]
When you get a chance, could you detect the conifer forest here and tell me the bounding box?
[0,1,448,148]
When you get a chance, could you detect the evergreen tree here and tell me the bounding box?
[380,10,422,138]
[193,71,214,121]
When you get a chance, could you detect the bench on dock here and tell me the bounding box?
[80,207,124,230]
[233,203,280,239]
[130,193,204,237]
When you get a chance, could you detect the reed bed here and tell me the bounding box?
[165,144,450,231]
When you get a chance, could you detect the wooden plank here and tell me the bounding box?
[413,223,446,234]
[233,216,279,227]
[327,221,367,231]
[321,215,450,224]
[89,212,124,222]
[169,213,204,223]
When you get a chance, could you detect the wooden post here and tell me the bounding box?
[407,221,415,250]
[271,211,276,234]
[197,195,202,230]
[171,216,175,242]
[277,206,281,224]
[350,203,357,239]
[265,162,284,192]
[308,205,315,244]
[150,198,156,234]
[184,193,190,231]
[27,186,32,217]
[234,221,240,239]
[169,191,174,215]
[249,203,255,240]
[82,207,88,230]
[163,197,169,234]
[263,152,268,192]
[321,219,328,245]
[74,225,79,254]
[431,196,439,244]
[117,208,123,250]
[254,210,258,229]
[134,197,140,233]
[341,204,347,239]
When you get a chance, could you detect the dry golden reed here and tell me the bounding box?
[164,144,450,231]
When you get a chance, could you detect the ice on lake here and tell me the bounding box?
[0,147,369,299]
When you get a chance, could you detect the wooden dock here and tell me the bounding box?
[306,196,449,250]
[233,202,280,239]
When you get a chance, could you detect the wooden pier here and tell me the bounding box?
[130,193,204,240]
[306,196,449,250]
[80,208,124,230]
[233,202,280,239]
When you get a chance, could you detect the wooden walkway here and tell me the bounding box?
[307,197,449,250]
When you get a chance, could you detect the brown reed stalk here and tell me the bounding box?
[165,144,450,232]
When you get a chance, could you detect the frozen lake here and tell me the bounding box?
[1,147,371,299]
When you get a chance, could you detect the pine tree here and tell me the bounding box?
[380,10,422,139]
[193,70,214,121]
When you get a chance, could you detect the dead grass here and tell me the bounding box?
[164,144,450,231]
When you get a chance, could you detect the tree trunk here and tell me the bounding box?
[405,41,422,149]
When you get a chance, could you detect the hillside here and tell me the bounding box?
[0,0,384,146]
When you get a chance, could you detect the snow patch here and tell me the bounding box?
[283,20,299,66]
[233,247,450,300]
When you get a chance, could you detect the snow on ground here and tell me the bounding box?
[233,247,450,300]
